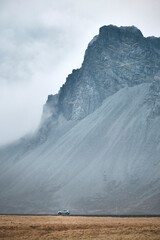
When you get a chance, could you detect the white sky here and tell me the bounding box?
[0,0,160,145]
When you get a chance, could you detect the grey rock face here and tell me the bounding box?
[43,25,160,122]
[145,73,160,120]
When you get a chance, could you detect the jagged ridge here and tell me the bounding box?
[44,25,160,124]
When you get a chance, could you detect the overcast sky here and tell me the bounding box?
[0,0,160,145]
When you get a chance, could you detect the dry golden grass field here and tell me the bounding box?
[0,215,160,240]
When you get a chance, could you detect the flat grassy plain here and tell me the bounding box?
[0,215,160,240]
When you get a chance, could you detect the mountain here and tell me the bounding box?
[0,25,160,214]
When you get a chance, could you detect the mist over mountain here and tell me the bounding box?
[0,25,160,214]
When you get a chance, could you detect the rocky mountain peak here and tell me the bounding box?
[43,25,160,124]
[99,25,143,42]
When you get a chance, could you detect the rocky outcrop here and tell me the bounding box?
[43,25,160,122]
